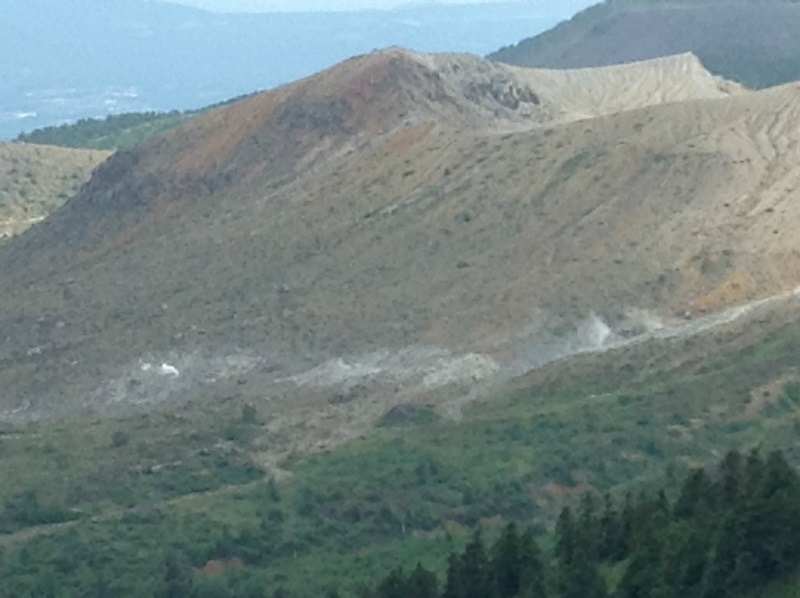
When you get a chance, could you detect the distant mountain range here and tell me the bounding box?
[0,0,590,139]
[490,0,800,89]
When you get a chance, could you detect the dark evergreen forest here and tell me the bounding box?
[361,449,800,598]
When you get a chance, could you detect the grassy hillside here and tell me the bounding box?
[490,1,800,89]
[1,303,800,596]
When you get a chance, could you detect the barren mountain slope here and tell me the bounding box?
[0,143,110,241]
[501,52,744,120]
[0,49,797,423]
[0,50,739,275]
[414,51,741,123]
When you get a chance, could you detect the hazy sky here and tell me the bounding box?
[162,0,593,13]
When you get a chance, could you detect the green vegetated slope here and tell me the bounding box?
[2,302,800,596]
[490,0,800,89]
[14,93,252,150]
[14,110,200,151]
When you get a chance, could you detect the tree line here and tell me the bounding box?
[364,449,800,598]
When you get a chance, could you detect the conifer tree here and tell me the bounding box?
[576,493,600,561]
[735,451,800,586]
[518,527,546,598]
[673,469,714,521]
[461,529,490,598]
[492,523,522,598]
[597,493,619,562]
[558,543,608,598]
[616,527,664,598]
[618,492,635,560]
[661,524,708,598]
[555,507,575,567]
[158,552,194,598]
[717,450,743,508]
[703,508,746,598]
[406,563,438,598]
[377,568,407,598]
[443,552,467,598]
[743,448,764,499]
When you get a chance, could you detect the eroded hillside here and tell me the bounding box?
[0,49,798,442]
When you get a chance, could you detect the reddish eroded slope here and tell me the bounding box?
[0,49,545,272]
[2,49,737,275]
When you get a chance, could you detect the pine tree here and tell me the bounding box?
[661,523,708,598]
[444,531,490,598]
[491,523,522,598]
[555,507,575,567]
[555,504,607,598]
[743,448,764,499]
[702,509,741,598]
[597,493,620,562]
[717,450,743,509]
[518,528,546,598]
[377,568,407,598]
[616,528,664,598]
[558,543,608,598]
[443,552,466,598]
[674,469,714,521]
[462,529,490,598]
[406,563,438,598]
[158,552,194,598]
[618,492,635,560]
[630,492,668,554]
[576,493,600,562]
[759,451,799,499]
[733,452,800,588]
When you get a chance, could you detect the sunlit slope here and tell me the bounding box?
[0,143,109,241]
[0,50,796,420]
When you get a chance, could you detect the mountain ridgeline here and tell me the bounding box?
[0,0,582,139]
[490,0,800,89]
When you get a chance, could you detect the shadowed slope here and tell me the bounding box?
[490,2,800,89]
